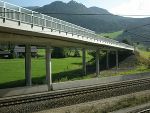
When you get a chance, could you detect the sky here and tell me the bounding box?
[2,0,150,18]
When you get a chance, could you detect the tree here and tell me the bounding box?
[122,39,131,45]
[104,36,109,38]
[8,44,15,59]
[51,47,69,58]
[73,48,80,57]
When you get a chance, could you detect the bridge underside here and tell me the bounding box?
[0,27,121,97]
[0,27,118,51]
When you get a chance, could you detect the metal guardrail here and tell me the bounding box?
[0,0,134,50]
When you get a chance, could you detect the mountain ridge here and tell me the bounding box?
[26,1,150,47]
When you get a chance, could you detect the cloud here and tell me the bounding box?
[110,0,150,18]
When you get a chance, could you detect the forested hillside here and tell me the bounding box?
[26,0,150,47]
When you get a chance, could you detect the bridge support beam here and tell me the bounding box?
[82,48,86,75]
[96,49,100,76]
[25,45,32,86]
[46,45,52,91]
[106,50,109,69]
[116,50,119,70]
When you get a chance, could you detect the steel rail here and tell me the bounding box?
[137,109,150,113]
[0,77,150,108]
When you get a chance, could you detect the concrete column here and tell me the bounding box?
[106,50,109,69]
[45,45,52,90]
[116,50,119,70]
[96,49,100,76]
[82,48,86,75]
[25,45,32,86]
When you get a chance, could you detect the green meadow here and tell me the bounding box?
[99,31,123,39]
[0,49,149,88]
[0,49,93,88]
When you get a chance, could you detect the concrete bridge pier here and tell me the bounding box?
[96,49,100,76]
[116,50,119,70]
[45,45,52,91]
[82,48,86,75]
[106,50,109,69]
[25,44,32,86]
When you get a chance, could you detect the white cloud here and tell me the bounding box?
[110,0,150,18]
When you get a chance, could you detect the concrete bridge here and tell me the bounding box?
[0,0,134,91]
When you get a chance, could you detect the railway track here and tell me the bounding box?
[0,77,150,113]
[129,107,150,113]
[137,109,150,113]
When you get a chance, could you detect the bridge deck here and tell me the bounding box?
[0,0,134,50]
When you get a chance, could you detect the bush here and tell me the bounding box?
[88,50,134,69]
[51,47,69,58]
[73,49,80,57]
[135,51,150,66]
[148,56,150,69]
[122,39,131,45]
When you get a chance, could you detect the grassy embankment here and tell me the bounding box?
[98,31,150,77]
[139,50,150,59]
[100,50,150,77]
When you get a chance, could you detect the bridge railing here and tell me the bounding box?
[0,0,134,50]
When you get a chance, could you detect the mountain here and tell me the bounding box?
[25,6,40,10]
[33,0,150,47]
[118,17,150,48]
[35,1,125,32]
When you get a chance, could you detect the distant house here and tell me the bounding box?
[0,49,10,58]
[14,46,38,58]
[0,46,38,58]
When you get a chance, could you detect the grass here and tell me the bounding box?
[102,93,150,112]
[99,65,150,77]
[139,50,150,59]
[0,49,93,88]
[99,30,123,39]
[116,66,150,75]
[100,49,150,77]
[0,57,88,84]
[37,49,45,56]
[0,49,150,88]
